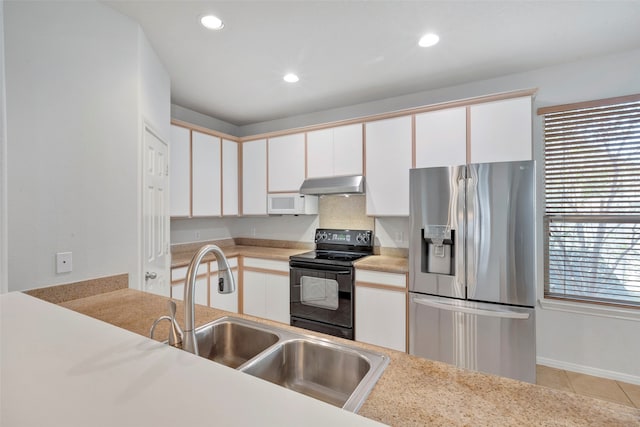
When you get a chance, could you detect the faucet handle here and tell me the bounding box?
[149,301,183,347]
[167,300,183,346]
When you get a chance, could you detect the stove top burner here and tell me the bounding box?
[290,229,374,267]
[295,250,370,263]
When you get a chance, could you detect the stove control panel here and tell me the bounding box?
[314,229,373,247]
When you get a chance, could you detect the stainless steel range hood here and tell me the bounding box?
[299,175,365,195]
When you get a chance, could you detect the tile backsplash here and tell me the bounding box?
[318,195,374,230]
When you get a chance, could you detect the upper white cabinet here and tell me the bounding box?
[268,133,306,192]
[222,139,239,216]
[415,107,467,168]
[170,124,235,218]
[169,125,190,217]
[307,124,363,178]
[191,131,221,216]
[469,96,532,163]
[365,116,412,216]
[242,139,268,215]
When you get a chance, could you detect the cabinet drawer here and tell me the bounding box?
[243,257,289,273]
[356,269,406,289]
[210,257,238,272]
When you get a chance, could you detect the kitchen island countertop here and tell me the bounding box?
[50,288,640,426]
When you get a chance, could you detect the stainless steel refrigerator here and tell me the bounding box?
[409,161,536,383]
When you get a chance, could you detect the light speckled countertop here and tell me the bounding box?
[58,289,639,426]
[171,241,409,274]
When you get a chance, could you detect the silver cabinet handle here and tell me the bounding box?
[145,271,157,280]
[412,296,530,320]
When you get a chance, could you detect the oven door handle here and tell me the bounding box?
[289,263,353,275]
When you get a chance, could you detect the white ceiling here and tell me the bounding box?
[104,1,640,126]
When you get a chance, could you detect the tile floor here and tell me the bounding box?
[536,365,640,408]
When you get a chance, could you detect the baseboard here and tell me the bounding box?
[537,356,640,385]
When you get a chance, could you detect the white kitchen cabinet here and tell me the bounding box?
[209,268,239,313]
[222,138,239,216]
[469,96,532,163]
[191,131,221,216]
[355,269,406,352]
[171,263,207,304]
[242,139,267,215]
[415,107,467,168]
[268,133,305,192]
[242,258,290,324]
[307,124,363,178]
[169,124,190,217]
[365,116,412,216]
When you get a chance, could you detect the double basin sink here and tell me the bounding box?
[186,316,389,412]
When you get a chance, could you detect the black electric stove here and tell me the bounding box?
[289,229,373,340]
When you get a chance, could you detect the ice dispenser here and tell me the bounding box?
[422,225,454,275]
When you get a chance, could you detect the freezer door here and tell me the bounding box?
[409,293,536,383]
[409,166,466,298]
[466,161,536,307]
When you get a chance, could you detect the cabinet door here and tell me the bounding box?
[265,273,290,324]
[333,123,363,176]
[355,286,406,352]
[306,128,334,178]
[222,139,239,216]
[242,270,265,318]
[209,269,239,313]
[171,263,208,304]
[469,96,532,163]
[242,139,267,215]
[268,133,305,192]
[365,116,412,216]
[415,107,467,168]
[192,131,221,216]
[169,125,190,217]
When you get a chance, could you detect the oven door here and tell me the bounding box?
[290,261,354,329]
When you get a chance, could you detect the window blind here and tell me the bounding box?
[543,95,640,307]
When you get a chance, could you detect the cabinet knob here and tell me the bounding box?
[145,271,157,280]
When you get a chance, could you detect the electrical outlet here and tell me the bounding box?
[195,231,201,240]
[251,227,256,237]
[56,252,72,274]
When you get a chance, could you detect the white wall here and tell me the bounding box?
[5,1,168,291]
[0,0,7,294]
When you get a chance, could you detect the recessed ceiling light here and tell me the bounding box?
[418,33,440,47]
[200,15,224,30]
[283,73,299,83]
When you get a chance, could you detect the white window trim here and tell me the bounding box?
[538,297,640,322]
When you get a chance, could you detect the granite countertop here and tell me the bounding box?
[59,288,640,426]
[170,241,409,274]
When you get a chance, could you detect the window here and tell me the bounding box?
[540,94,640,308]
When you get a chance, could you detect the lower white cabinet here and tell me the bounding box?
[243,271,289,323]
[355,269,407,352]
[170,258,239,313]
[242,258,290,324]
[209,269,239,313]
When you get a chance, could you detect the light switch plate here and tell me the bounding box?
[56,252,72,273]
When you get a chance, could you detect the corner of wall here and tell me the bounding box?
[0,0,8,294]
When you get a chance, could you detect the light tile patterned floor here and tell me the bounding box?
[536,365,640,408]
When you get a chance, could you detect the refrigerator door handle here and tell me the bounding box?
[411,296,530,320]
[456,178,466,295]
[465,174,477,298]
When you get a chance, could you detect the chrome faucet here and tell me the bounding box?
[182,244,236,355]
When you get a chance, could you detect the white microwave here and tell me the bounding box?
[267,193,318,215]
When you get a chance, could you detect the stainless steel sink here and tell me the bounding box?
[192,318,279,368]
[189,316,389,412]
[241,338,380,411]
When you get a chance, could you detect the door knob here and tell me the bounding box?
[145,271,157,280]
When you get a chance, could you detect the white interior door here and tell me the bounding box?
[143,124,170,296]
